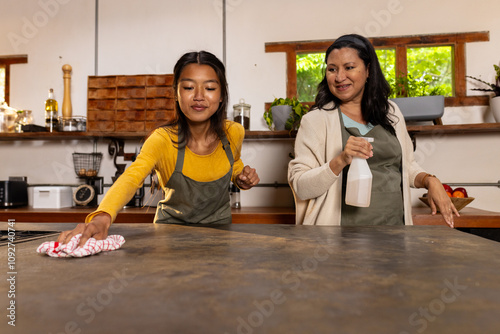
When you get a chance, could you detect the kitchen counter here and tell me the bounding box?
[1,222,500,333]
[2,206,500,227]
[412,206,500,227]
[0,206,296,224]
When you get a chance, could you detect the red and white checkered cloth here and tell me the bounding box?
[37,234,125,258]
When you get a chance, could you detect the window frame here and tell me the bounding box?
[265,31,489,107]
[0,55,28,105]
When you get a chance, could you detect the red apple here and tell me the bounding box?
[443,184,453,193]
[452,187,468,198]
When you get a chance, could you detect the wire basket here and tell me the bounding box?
[73,152,103,178]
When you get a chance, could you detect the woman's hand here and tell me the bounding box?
[329,136,373,175]
[236,165,260,189]
[57,213,112,248]
[420,174,460,228]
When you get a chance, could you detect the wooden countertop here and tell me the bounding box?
[2,223,500,334]
[0,206,297,224]
[1,206,500,227]
[412,206,500,227]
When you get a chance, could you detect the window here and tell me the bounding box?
[375,48,396,92]
[297,53,325,102]
[265,32,490,107]
[374,46,453,98]
[405,46,453,97]
[0,66,5,103]
[298,46,453,101]
[0,55,28,105]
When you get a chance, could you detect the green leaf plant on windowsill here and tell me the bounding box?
[466,64,500,122]
[390,73,447,98]
[389,74,447,124]
[466,64,500,97]
[263,97,310,131]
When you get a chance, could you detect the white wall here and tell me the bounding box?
[1,0,499,212]
[97,0,223,76]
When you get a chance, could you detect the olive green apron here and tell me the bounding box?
[339,110,404,225]
[154,135,234,225]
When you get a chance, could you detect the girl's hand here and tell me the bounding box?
[57,213,112,247]
[236,165,260,189]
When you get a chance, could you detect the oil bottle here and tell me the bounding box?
[45,88,58,132]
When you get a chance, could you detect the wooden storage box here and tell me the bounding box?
[87,74,176,132]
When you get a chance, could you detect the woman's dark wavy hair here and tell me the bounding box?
[162,50,229,147]
[314,34,396,136]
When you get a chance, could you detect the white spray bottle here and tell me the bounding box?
[345,137,374,207]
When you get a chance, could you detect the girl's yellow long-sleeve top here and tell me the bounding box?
[85,120,245,224]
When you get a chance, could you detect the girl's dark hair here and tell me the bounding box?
[163,50,229,146]
[313,34,396,136]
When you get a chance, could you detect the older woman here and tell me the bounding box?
[288,34,457,226]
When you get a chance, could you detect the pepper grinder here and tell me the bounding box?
[62,64,73,119]
[230,183,241,209]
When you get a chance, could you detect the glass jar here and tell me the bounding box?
[59,117,78,131]
[233,98,250,130]
[75,116,87,131]
[21,110,34,125]
[14,110,24,133]
[0,102,18,133]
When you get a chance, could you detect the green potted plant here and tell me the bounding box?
[389,74,446,123]
[390,74,447,98]
[263,97,309,131]
[467,64,500,122]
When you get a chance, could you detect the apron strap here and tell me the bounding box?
[221,135,234,166]
[174,143,186,172]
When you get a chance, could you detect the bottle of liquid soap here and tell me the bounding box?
[345,137,374,207]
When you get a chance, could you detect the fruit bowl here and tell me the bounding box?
[419,197,475,212]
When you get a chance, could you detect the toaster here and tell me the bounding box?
[0,179,28,207]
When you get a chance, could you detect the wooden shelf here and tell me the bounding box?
[0,131,148,141]
[244,130,296,139]
[406,122,500,135]
[0,130,296,141]
[1,124,499,141]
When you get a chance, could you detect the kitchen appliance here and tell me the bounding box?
[229,183,240,208]
[32,186,73,208]
[109,140,144,207]
[72,152,103,207]
[0,230,60,246]
[0,178,28,207]
[125,186,144,208]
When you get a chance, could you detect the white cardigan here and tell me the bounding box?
[288,101,426,225]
